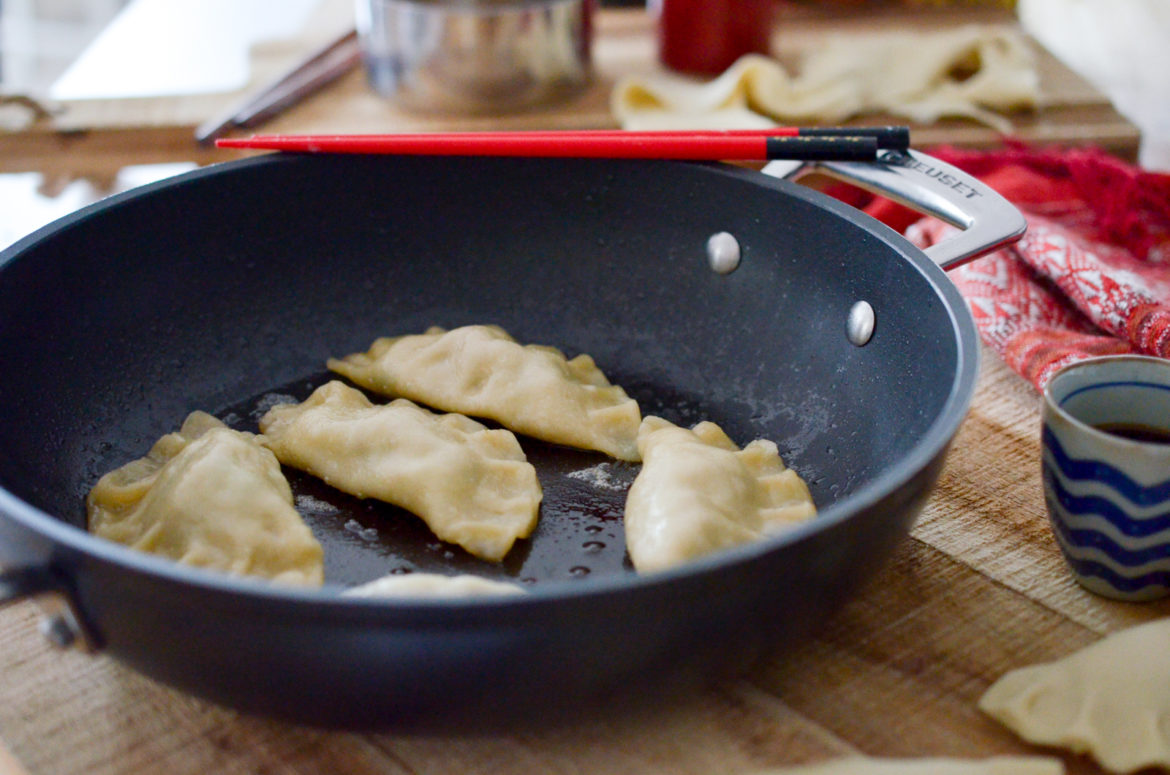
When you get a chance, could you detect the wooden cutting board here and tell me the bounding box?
[2,350,1167,775]
[0,6,1140,180]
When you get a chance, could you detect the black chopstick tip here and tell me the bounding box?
[765,135,879,162]
[799,126,910,151]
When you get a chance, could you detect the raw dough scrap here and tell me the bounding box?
[327,324,642,461]
[624,416,816,573]
[753,757,1064,774]
[87,411,324,586]
[344,573,526,598]
[979,618,1170,774]
[259,380,542,562]
[612,26,1039,132]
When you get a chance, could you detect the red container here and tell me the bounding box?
[657,0,778,75]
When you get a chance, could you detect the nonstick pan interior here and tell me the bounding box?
[0,154,977,727]
[0,153,965,557]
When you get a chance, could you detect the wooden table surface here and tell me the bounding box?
[0,6,1157,775]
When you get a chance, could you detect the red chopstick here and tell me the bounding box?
[215,129,905,162]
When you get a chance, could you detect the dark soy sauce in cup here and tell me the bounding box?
[1094,422,1170,444]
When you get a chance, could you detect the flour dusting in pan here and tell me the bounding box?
[566,462,630,491]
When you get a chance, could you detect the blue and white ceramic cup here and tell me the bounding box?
[1042,355,1170,601]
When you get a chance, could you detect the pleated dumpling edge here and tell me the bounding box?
[259,380,542,563]
[978,618,1170,774]
[87,411,324,586]
[624,415,816,573]
[327,324,642,461]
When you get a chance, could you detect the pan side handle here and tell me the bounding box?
[0,565,101,653]
[762,149,1026,271]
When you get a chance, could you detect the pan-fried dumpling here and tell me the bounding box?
[750,757,1064,774]
[327,324,642,461]
[979,618,1170,774]
[343,573,526,598]
[259,380,541,562]
[87,411,324,586]
[624,416,815,573]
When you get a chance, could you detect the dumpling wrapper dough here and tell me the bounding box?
[87,411,323,586]
[979,618,1170,774]
[753,757,1064,775]
[624,416,815,573]
[327,324,642,461]
[612,26,1039,132]
[259,380,541,562]
[344,573,526,598]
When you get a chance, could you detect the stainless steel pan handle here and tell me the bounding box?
[763,148,1027,270]
[0,565,99,652]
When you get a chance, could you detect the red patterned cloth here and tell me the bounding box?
[850,142,1170,390]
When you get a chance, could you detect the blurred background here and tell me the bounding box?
[0,0,131,96]
[1,0,1167,248]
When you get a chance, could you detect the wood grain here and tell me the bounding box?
[915,355,1170,635]
[0,351,1157,775]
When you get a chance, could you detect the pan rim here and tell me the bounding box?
[0,154,980,614]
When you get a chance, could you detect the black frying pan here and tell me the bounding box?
[0,150,1023,729]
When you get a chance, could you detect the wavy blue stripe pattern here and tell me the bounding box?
[1046,496,1170,566]
[1062,379,1170,405]
[1042,465,1170,537]
[1058,553,1170,595]
[1042,427,1170,506]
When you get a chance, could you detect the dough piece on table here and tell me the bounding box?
[327,324,642,461]
[753,757,1064,774]
[624,416,815,573]
[343,573,526,598]
[259,380,541,562]
[87,411,323,586]
[979,618,1170,774]
[612,27,1038,132]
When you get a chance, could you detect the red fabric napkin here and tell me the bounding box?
[846,142,1170,390]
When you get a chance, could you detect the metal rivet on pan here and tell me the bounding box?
[38,613,79,650]
[706,232,740,274]
[847,300,875,346]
